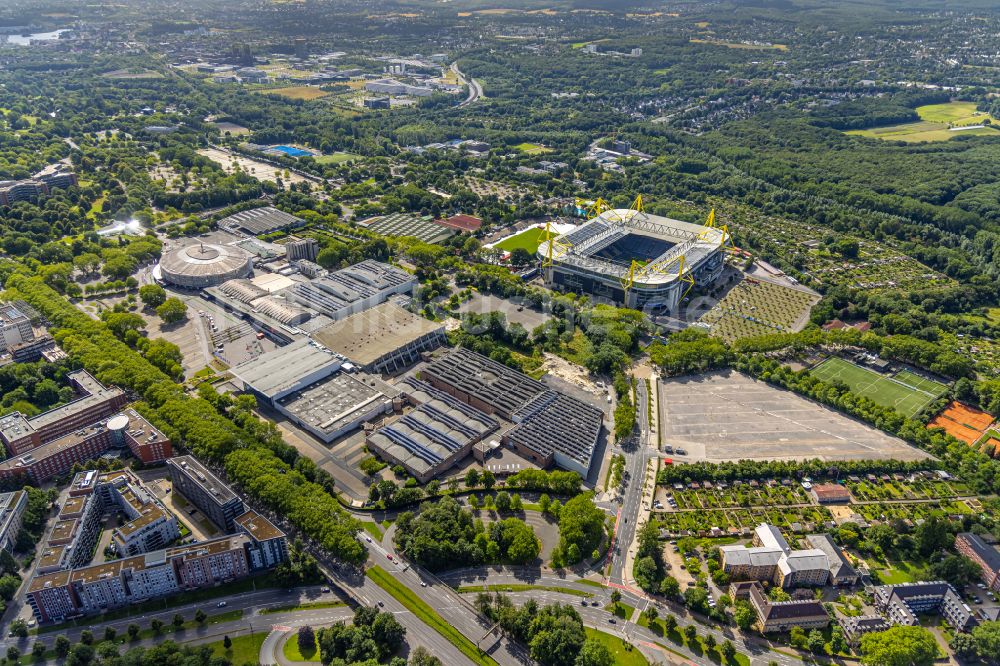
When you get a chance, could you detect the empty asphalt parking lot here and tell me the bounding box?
[659,370,931,462]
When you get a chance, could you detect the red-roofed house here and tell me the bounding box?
[434,214,483,232]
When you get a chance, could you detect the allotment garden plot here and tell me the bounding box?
[698,276,819,343]
[810,357,948,418]
[659,370,931,463]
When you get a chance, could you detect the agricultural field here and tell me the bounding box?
[664,482,810,510]
[493,226,548,253]
[699,277,819,343]
[846,101,998,142]
[654,505,831,536]
[260,85,331,100]
[809,357,948,418]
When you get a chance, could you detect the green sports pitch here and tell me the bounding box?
[810,357,949,418]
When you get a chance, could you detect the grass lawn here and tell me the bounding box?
[584,628,649,666]
[360,521,383,540]
[575,579,606,589]
[261,86,330,100]
[494,226,548,254]
[605,601,636,620]
[261,600,347,614]
[514,142,552,154]
[87,194,107,220]
[208,632,266,664]
[367,565,498,666]
[283,634,322,662]
[810,357,945,417]
[877,561,923,584]
[456,584,592,598]
[315,152,360,164]
[847,101,998,142]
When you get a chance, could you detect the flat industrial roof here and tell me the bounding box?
[420,346,548,418]
[277,372,398,436]
[231,339,342,399]
[310,301,444,367]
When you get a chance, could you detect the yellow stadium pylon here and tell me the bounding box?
[631,195,644,213]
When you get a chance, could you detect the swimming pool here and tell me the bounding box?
[268,145,313,157]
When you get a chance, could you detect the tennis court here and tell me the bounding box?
[810,357,947,418]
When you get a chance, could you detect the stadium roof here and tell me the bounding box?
[538,209,726,284]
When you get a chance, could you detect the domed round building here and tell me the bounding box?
[157,242,252,288]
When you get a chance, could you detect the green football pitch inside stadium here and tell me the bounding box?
[810,357,948,418]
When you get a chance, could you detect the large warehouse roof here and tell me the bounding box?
[311,302,444,368]
[420,347,547,419]
[419,347,604,475]
[507,390,604,472]
[221,206,305,235]
[282,260,413,319]
[230,339,342,400]
[369,377,499,478]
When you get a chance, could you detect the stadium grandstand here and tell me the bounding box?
[538,198,728,311]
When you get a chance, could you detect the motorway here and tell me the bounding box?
[452,62,483,107]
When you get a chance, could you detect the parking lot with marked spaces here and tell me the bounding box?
[809,357,948,417]
[658,370,932,462]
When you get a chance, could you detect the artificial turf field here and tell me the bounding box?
[810,357,948,418]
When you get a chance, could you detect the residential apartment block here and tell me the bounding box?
[166,456,245,532]
[747,581,830,633]
[720,524,832,589]
[955,532,1000,593]
[874,581,977,633]
[0,490,27,553]
[27,512,286,623]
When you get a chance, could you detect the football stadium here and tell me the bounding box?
[537,198,728,311]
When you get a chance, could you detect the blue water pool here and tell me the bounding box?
[269,145,312,157]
